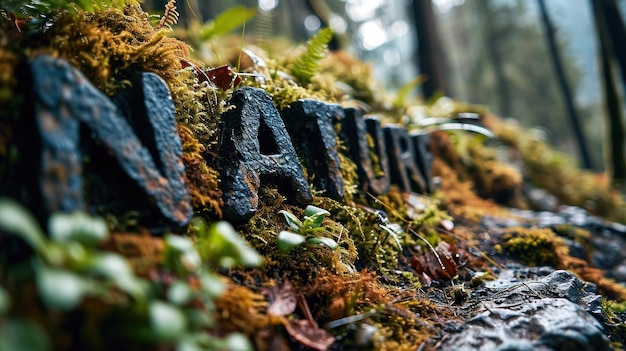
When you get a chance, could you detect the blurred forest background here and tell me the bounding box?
[143,0,626,180]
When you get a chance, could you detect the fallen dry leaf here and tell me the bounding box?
[266,280,297,317]
[283,319,335,351]
[411,242,458,281]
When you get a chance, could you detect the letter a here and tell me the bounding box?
[217,87,313,221]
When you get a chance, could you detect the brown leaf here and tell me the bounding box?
[266,280,297,317]
[411,242,458,280]
[283,319,335,351]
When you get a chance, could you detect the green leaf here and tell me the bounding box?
[307,237,338,250]
[200,6,257,40]
[0,198,46,253]
[277,231,306,254]
[216,333,254,351]
[176,339,203,351]
[393,76,426,108]
[167,280,193,306]
[278,210,303,232]
[291,27,333,84]
[86,253,143,299]
[0,318,51,351]
[303,205,329,228]
[199,271,226,298]
[304,205,330,218]
[164,235,202,274]
[36,266,84,311]
[49,212,108,247]
[194,220,262,269]
[149,301,187,342]
[217,222,263,267]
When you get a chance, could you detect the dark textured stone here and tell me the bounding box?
[410,131,433,193]
[442,269,611,351]
[282,99,345,199]
[217,87,312,221]
[340,109,389,194]
[28,55,192,230]
[364,117,391,192]
[383,125,426,193]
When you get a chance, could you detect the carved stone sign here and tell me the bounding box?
[218,93,435,220]
[7,56,435,227]
[340,108,389,195]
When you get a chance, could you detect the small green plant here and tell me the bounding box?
[190,217,263,269]
[0,198,259,350]
[0,199,144,311]
[277,205,338,253]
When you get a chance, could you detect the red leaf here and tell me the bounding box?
[180,60,242,90]
[205,65,242,90]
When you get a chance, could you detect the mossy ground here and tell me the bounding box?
[1,4,626,350]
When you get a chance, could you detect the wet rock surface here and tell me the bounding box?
[440,269,611,351]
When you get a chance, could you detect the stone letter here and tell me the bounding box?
[410,131,434,193]
[383,125,426,193]
[282,100,345,199]
[217,87,312,221]
[341,108,390,194]
[28,55,192,229]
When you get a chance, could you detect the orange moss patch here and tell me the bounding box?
[177,125,223,217]
[490,117,626,222]
[302,270,439,350]
[214,281,273,338]
[433,157,508,222]
[102,229,163,276]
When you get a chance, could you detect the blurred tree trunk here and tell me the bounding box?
[478,0,511,117]
[537,0,592,169]
[411,0,450,99]
[591,0,626,189]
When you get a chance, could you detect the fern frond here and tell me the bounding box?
[156,0,178,30]
[290,27,333,85]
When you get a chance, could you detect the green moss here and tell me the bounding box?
[502,227,567,267]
